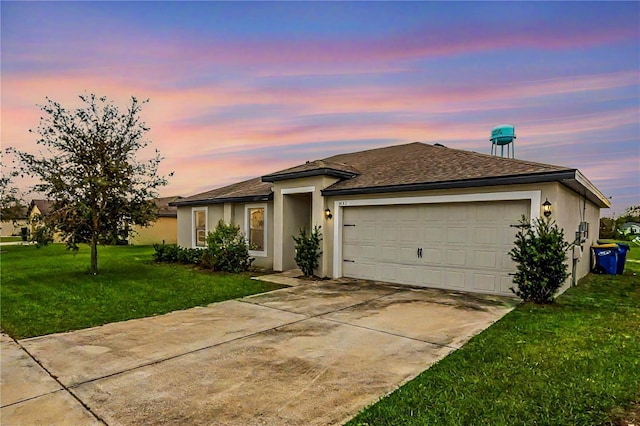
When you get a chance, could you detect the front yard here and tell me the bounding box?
[0,244,284,339]
[349,254,640,425]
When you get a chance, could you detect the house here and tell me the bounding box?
[172,142,609,296]
[0,205,28,237]
[620,222,640,235]
[129,196,182,245]
[27,199,55,236]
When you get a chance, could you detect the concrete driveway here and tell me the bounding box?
[2,280,517,425]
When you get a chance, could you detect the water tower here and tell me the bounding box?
[490,124,516,158]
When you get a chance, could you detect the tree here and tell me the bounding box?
[10,94,170,274]
[509,216,571,304]
[0,157,25,223]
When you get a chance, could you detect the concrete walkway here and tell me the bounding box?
[1,279,517,425]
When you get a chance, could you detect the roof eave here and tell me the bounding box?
[262,168,357,183]
[171,193,274,207]
[321,170,578,196]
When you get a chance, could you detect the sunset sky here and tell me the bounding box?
[2,2,638,215]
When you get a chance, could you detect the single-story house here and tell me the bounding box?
[172,142,609,296]
[0,205,28,237]
[620,222,640,235]
[129,196,182,245]
[27,199,54,235]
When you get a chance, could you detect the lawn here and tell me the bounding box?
[0,236,23,243]
[348,256,640,425]
[0,244,284,339]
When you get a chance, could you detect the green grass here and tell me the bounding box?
[0,236,23,243]
[348,261,640,426]
[0,244,284,339]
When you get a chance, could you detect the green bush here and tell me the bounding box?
[177,247,205,265]
[509,216,571,304]
[152,244,179,262]
[293,225,322,277]
[206,219,253,273]
[152,244,203,264]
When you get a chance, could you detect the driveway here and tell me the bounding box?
[2,280,517,425]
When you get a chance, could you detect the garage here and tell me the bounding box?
[341,200,530,296]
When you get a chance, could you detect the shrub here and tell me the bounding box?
[177,247,205,265]
[152,244,203,264]
[153,244,179,262]
[293,225,322,277]
[509,216,571,304]
[206,219,253,273]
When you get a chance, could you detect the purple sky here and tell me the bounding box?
[2,2,638,215]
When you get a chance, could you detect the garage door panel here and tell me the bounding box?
[476,204,499,221]
[423,248,442,264]
[476,227,498,245]
[380,246,397,262]
[446,249,466,266]
[447,227,468,244]
[361,225,377,241]
[445,271,466,288]
[474,250,498,268]
[382,226,397,242]
[423,227,443,242]
[398,267,417,284]
[341,200,529,296]
[501,275,516,294]
[399,226,418,242]
[422,268,443,286]
[447,205,468,221]
[399,246,417,263]
[474,274,498,292]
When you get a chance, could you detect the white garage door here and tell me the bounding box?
[342,200,529,296]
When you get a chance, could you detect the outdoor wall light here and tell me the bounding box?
[325,208,333,219]
[542,198,552,218]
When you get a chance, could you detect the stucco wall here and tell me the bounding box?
[546,182,602,292]
[0,219,28,237]
[130,217,177,245]
[234,202,274,270]
[176,204,224,248]
[272,175,339,275]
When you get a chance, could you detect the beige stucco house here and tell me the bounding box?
[0,205,28,237]
[129,196,182,245]
[172,142,609,297]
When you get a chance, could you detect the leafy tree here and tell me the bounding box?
[293,225,322,278]
[0,158,25,223]
[509,216,571,304]
[10,94,170,274]
[206,220,254,273]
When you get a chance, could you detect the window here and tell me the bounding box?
[245,204,267,256]
[193,208,207,248]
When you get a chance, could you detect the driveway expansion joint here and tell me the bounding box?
[12,336,108,425]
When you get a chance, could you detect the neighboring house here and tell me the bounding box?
[0,205,28,237]
[129,196,182,245]
[172,142,609,297]
[27,199,55,236]
[620,222,640,235]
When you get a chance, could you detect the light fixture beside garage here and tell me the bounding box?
[542,198,552,218]
[325,208,333,219]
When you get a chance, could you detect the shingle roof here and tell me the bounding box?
[262,159,360,182]
[28,199,55,216]
[153,196,182,217]
[319,142,573,193]
[175,142,579,206]
[173,177,273,206]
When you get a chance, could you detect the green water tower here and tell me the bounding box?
[490,124,516,158]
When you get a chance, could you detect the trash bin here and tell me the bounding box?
[616,243,630,275]
[591,244,618,274]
